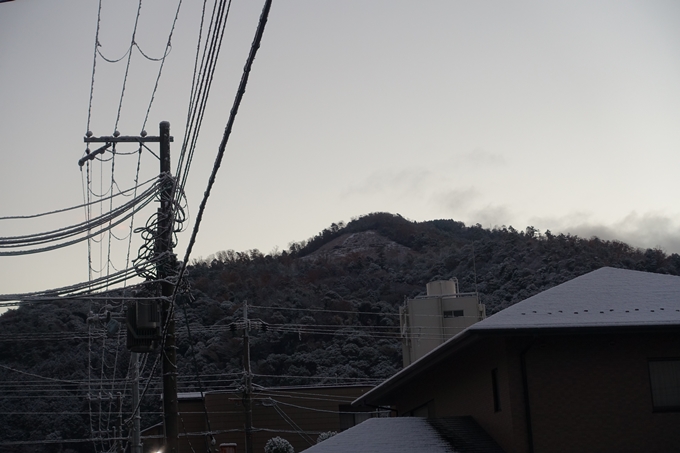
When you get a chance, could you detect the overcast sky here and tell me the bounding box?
[1,0,679,296]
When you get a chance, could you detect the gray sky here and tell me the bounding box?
[1,0,680,296]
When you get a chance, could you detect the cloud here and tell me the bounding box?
[343,147,506,201]
[342,167,434,198]
[530,211,680,254]
[435,199,514,229]
[435,187,481,212]
[444,206,680,254]
[470,204,514,228]
[455,148,507,168]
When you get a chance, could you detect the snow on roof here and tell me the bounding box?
[471,267,680,331]
[177,392,204,400]
[301,417,454,453]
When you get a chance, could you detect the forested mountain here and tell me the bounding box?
[2,212,679,452]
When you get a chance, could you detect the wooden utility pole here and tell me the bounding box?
[158,121,179,453]
[243,301,253,453]
[84,122,177,451]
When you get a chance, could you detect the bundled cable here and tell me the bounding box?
[0,264,162,305]
[174,0,233,205]
[0,178,162,256]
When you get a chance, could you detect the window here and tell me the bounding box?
[649,359,680,411]
[492,368,501,412]
[444,310,465,318]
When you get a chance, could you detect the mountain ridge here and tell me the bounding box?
[2,212,679,451]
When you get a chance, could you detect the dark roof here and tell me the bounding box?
[354,267,680,407]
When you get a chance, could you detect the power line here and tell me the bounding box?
[140,0,184,132]
[0,268,162,303]
[174,0,233,200]
[113,0,143,133]
[0,180,160,255]
[0,176,156,221]
[248,304,401,317]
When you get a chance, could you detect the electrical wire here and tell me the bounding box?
[113,0,143,133]
[140,0,184,132]
[0,176,156,221]
[0,180,161,255]
[172,0,272,323]
[174,0,232,199]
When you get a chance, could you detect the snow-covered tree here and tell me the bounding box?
[264,436,294,453]
[316,431,337,443]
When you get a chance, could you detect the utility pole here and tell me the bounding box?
[158,121,179,453]
[84,122,177,452]
[243,301,253,453]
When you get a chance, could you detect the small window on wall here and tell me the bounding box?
[648,359,680,411]
[444,310,464,318]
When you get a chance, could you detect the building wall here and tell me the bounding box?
[389,331,680,453]
[392,336,531,453]
[526,332,680,453]
[178,398,209,453]
[401,294,483,366]
[177,386,375,453]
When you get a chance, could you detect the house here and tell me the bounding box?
[342,267,680,453]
